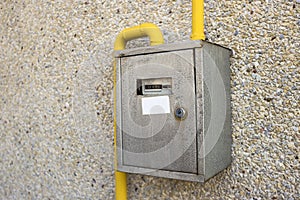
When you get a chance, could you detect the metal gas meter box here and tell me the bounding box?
[114,40,232,182]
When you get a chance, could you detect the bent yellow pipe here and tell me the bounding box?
[113,23,164,200]
[191,0,205,40]
[114,23,164,50]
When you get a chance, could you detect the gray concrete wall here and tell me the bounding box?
[0,0,299,199]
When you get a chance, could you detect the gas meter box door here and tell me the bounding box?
[120,49,198,174]
[114,40,232,182]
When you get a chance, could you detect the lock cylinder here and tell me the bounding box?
[174,107,187,120]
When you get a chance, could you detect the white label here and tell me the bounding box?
[141,96,170,115]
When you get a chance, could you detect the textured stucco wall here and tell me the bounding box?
[0,0,299,199]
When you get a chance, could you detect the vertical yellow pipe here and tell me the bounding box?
[113,60,127,200]
[114,23,164,200]
[191,0,205,40]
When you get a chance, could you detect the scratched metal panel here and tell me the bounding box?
[202,42,232,180]
[120,49,198,173]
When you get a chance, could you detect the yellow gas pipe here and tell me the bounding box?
[114,23,164,51]
[191,0,205,40]
[113,23,164,200]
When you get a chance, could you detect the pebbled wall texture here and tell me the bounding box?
[0,0,299,199]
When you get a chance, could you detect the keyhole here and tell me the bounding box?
[174,107,187,120]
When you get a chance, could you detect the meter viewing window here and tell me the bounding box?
[137,77,172,95]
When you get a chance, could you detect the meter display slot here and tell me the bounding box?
[144,84,163,92]
[137,77,172,96]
